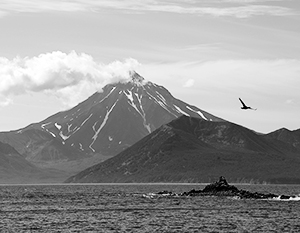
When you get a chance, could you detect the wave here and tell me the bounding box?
[272,195,300,201]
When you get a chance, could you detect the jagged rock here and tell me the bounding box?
[201,176,239,193]
[182,177,279,199]
[279,195,291,200]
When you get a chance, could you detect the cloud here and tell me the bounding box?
[0,97,13,107]
[221,0,283,3]
[199,5,295,18]
[0,51,140,107]
[180,43,222,51]
[0,0,296,18]
[286,99,296,105]
[0,0,85,14]
[183,79,195,88]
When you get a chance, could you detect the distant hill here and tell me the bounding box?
[65,116,300,184]
[263,128,300,151]
[0,141,67,183]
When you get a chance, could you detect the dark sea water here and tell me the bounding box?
[0,184,300,232]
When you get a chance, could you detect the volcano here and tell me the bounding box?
[33,71,223,157]
[0,71,224,180]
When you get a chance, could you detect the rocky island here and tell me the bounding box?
[144,177,298,200]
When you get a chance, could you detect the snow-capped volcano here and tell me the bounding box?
[33,71,223,156]
[0,71,224,163]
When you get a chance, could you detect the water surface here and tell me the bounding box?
[0,184,299,232]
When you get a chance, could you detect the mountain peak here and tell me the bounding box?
[128,71,147,86]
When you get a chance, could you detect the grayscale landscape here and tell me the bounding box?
[0,0,299,232]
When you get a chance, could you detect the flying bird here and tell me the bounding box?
[239,98,257,110]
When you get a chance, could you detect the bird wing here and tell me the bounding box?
[239,98,247,108]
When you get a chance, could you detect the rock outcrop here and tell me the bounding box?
[144,177,297,200]
[182,176,278,199]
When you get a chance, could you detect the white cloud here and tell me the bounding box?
[0,0,296,18]
[0,0,85,13]
[0,97,13,107]
[286,99,296,105]
[221,0,283,3]
[198,5,295,18]
[183,79,195,88]
[0,51,140,107]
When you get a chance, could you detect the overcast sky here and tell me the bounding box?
[0,0,299,133]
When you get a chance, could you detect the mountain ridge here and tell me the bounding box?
[65,115,300,184]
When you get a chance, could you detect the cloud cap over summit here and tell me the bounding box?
[0,51,140,107]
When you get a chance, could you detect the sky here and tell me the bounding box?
[0,0,299,133]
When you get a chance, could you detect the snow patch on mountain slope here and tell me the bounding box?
[99,87,116,104]
[80,113,93,127]
[92,121,98,133]
[145,91,177,117]
[89,100,118,152]
[40,122,56,137]
[67,123,73,133]
[79,143,84,151]
[186,106,208,120]
[55,122,62,130]
[124,90,140,113]
[64,113,93,140]
[59,131,70,140]
[124,90,151,133]
[173,105,190,116]
[135,92,151,133]
[155,91,166,103]
[46,129,56,137]
[41,122,51,129]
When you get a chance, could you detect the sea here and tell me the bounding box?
[0,184,300,232]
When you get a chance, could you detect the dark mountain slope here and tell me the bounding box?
[66,116,300,184]
[0,128,83,162]
[0,141,66,183]
[65,118,215,183]
[263,128,300,152]
[169,117,284,154]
